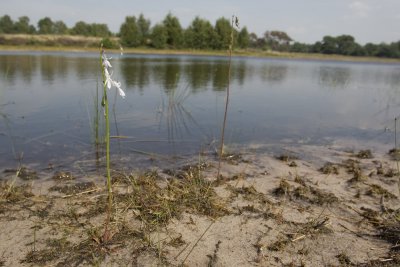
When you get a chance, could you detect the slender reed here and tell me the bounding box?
[217,16,239,180]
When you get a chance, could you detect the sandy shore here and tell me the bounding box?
[1,143,400,266]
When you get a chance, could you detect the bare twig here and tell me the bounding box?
[217,15,238,180]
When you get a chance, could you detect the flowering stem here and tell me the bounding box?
[100,48,113,223]
[99,47,125,228]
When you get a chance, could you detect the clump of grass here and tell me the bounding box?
[51,171,75,181]
[220,152,249,165]
[356,149,373,159]
[298,216,333,235]
[49,181,97,195]
[167,234,186,248]
[293,185,338,205]
[163,162,212,180]
[22,233,108,266]
[276,154,299,162]
[366,184,397,199]
[227,184,269,203]
[388,148,400,161]
[22,237,70,265]
[267,238,289,251]
[294,175,306,186]
[378,221,400,247]
[342,159,365,182]
[319,162,339,175]
[17,167,38,180]
[118,169,227,230]
[0,181,33,203]
[288,161,297,167]
[384,168,398,178]
[273,179,338,205]
[360,207,380,223]
[273,179,291,196]
[307,186,338,205]
[336,252,352,265]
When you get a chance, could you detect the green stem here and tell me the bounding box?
[100,48,113,222]
[104,88,113,216]
[94,80,99,145]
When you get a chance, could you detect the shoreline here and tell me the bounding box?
[1,44,400,64]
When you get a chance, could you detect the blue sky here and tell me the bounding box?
[2,0,400,44]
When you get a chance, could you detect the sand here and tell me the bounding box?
[1,143,400,266]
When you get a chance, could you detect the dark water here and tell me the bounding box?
[1,51,400,170]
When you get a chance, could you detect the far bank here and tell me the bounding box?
[0,34,399,63]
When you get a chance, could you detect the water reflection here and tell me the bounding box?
[212,63,229,91]
[318,66,351,89]
[0,54,38,85]
[2,53,400,95]
[120,58,150,90]
[259,64,288,83]
[183,62,212,92]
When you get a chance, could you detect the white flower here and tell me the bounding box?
[101,50,126,99]
[112,80,125,98]
[104,68,112,89]
[102,54,112,68]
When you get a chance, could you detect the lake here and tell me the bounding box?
[1,51,400,170]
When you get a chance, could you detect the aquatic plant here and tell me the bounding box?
[100,45,125,235]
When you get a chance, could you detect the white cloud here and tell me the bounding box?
[349,1,371,18]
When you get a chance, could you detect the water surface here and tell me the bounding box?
[1,51,400,170]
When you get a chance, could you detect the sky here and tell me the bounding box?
[2,0,400,44]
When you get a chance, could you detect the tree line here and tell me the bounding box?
[1,14,399,58]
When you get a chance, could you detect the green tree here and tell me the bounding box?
[162,13,183,48]
[237,27,250,49]
[264,31,292,51]
[213,17,231,49]
[137,13,151,45]
[91,23,110,37]
[0,15,15,33]
[150,23,167,49]
[311,41,322,53]
[120,16,140,47]
[364,43,379,56]
[38,17,54,34]
[290,42,310,53]
[71,21,91,36]
[374,43,399,58]
[320,36,337,54]
[184,16,214,49]
[336,35,358,55]
[14,16,35,33]
[248,32,266,49]
[53,20,68,35]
